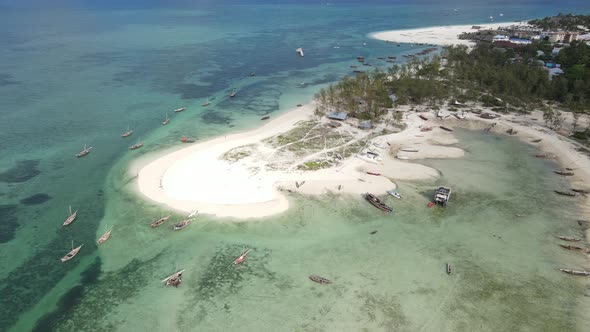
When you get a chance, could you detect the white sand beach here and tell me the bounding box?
[369,22,523,46]
[134,103,466,219]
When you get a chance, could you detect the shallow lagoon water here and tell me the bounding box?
[21,129,590,332]
[1,1,590,331]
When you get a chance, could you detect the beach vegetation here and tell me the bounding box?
[221,144,255,163]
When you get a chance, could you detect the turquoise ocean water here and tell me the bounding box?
[1,1,590,331]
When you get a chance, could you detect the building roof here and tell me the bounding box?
[327,112,348,121]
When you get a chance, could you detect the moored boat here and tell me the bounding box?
[559,269,590,276]
[202,99,210,107]
[308,275,332,284]
[121,126,133,137]
[150,215,170,228]
[174,219,192,230]
[365,193,393,213]
[386,190,401,199]
[162,114,170,125]
[296,47,304,57]
[531,139,542,143]
[63,205,78,226]
[554,170,574,176]
[261,116,270,120]
[174,107,186,113]
[232,249,251,265]
[559,244,583,251]
[180,137,197,143]
[434,187,451,206]
[75,144,92,158]
[554,190,576,197]
[572,188,590,194]
[97,228,113,245]
[60,242,83,262]
[229,89,237,98]
[162,269,185,287]
[555,235,582,242]
[446,263,452,274]
[129,140,144,150]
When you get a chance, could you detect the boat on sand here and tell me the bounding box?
[554,170,574,176]
[440,126,454,132]
[308,275,331,284]
[366,172,380,176]
[60,241,83,262]
[365,193,393,213]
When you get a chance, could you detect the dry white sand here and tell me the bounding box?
[369,22,524,46]
[134,104,464,219]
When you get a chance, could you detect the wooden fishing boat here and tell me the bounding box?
[202,99,210,107]
[434,187,451,206]
[531,139,542,143]
[162,269,185,287]
[386,190,401,199]
[440,126,454,132]
[400,148,418,152]
[75,144,92,158]
[121,126,133,138]
[554,190,576,197]
[261,116,270,120]
[150,215,170,228]
[162,114,170,125]
[174,219,192,231]
[60,242,83,262]
[308,275,332,284]
[353,70,364,74]
[554,170,574,176]
[420,126,433,132]
[572,188,590,194]
[63,205,78,226]
[366,172,380,176]
[229,89,237,98]
[535,153,548,158]
[97,228,113,245]
[555,235,582,242]
[370,230,378,235]
[232,249,251,265]
[297,104,303,107]
[396,155,409,160]
[419,114,428,121]
[174,107,186,113]
[446,263,452,274]
[365,193,393,213]
[559,244,583,251]
[559,269,590,276]
[129,141,144,150]
[249,72,256,77]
